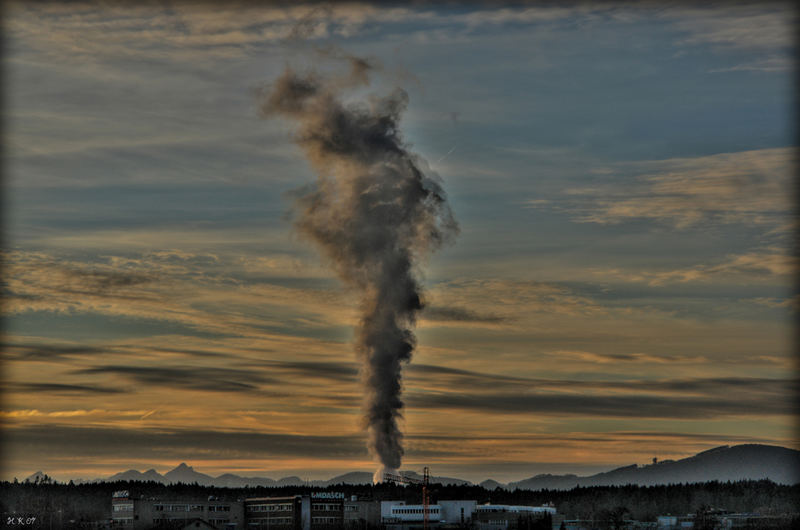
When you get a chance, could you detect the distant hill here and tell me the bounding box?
[33,444,799,489]
[321,471,373,486]
[508,473,581,490]
[214,473,277,488]
[509,444,800,490]
[479,479,506,490]
[275,476,305,487]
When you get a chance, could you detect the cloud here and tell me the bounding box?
[592,248,798,286]
[0,409,155,419]
[662,5,795,52]
[718,251,798,276]
[3,422,783,482]
[404,359,797,414]
[402,363,798,418]
[550,349,708,365]
[0,332,367,416]
[64,268,153,289]
[10,3,790,69]
[554,349,791,368]
[137,346,238,360]
[426,278,610,320]
[13,327,789,413]
[4,250,788,380]
[73,364,277,393]
[421,305,508,324]
[4,252,156,299]
[1,341,110,361]
[6,3,428,63]
[4,251,159,303]
[456,5,591,27]
[2,335,364,404]
[708,55,793,73]
[407,380,795,419]
[1,424,367,461]
[5,382,126,395]
[750,296,800,311]
[544,148,794,231]
[246,359,359,384]
[2,249,355,339]
[409,365,795,400]
[407,363,532,391]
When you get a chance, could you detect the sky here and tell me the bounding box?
[1,1,797,484]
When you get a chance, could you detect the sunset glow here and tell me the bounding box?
[2,2,796,484]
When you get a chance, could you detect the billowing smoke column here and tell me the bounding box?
[259,58,457,479]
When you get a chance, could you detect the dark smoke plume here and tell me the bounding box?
[259,58,458,477]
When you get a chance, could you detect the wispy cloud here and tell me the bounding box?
[408,378,796,419]
[592,248,798,286]
[750,296,800,311]
[73,364,277,393]
[708,55,793,73]
[4,382,126,395]
[550,350,708,365]
[662,5,796,52]
[2,249,352,338]
[6,3,434,62]
[421,305,509,324]
[10,3,791,65]
[3,424,368,461]
[1,341,110,361]
[533,148,794,231]
[0,409,156,419]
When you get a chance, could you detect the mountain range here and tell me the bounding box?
[96,465,470,488]
[24,444,799,490]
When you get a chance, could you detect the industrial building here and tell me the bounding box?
[245,493,345,529]
[381,500,474,528]
[111,491,558,529]
[474,504,558,530]
[381,500,557,530]
[343,498,381,529]
[111,490,245,528]
[245,495,306,528]
[112,491,346,529]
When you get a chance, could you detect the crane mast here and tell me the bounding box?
[422,466,430,530]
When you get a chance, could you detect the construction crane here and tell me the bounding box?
[381,467,432,530]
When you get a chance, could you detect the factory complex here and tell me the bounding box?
[110,490,560,529]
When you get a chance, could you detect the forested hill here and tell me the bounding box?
[509,444,800,490]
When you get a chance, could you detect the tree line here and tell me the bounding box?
[1,478,798,527]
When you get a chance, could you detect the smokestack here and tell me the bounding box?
[259,57,458,475]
